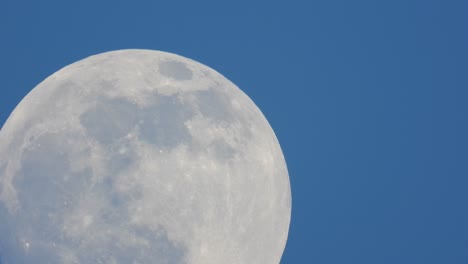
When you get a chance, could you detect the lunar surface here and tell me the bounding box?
[0,50,291,264]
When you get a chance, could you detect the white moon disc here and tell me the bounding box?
[0,50,291,264]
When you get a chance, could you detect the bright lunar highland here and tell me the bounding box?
[0,50,291,264]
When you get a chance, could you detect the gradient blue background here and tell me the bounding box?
[1,0,468,263]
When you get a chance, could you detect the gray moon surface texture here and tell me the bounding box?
[0,50,291,264]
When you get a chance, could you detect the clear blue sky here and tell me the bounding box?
[1,0,468,263]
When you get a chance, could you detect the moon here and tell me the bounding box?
[0,50,291,264]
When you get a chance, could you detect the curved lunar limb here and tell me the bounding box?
[0,50,291,264]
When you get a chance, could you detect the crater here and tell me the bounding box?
[159,61,193,80]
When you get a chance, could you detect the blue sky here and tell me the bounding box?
[1,0,468,263]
